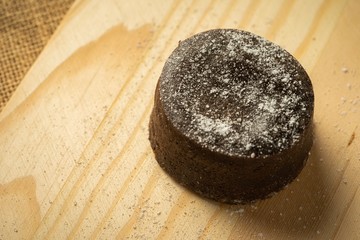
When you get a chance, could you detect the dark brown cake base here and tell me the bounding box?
[149,29,314,204]
[149,84,313,204]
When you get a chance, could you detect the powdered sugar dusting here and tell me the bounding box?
[159,29,314,157]
[195,113,232,136]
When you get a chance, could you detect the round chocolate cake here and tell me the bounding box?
[149,29,314,204]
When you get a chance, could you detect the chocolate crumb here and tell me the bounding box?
[347,131,355,147]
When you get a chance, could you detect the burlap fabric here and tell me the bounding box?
[0,0,75,112]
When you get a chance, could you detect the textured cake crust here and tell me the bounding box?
[149,29,314,204]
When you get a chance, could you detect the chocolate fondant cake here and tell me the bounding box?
[149,29,314,204]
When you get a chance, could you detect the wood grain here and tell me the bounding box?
[1,0,359,239]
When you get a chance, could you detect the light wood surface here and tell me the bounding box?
[1,0,359,239]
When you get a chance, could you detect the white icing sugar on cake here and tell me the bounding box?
[159,29,314,157]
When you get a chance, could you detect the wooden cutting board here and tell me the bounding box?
[1,0,359,239]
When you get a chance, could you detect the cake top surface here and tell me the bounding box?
[159,29,314,157]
